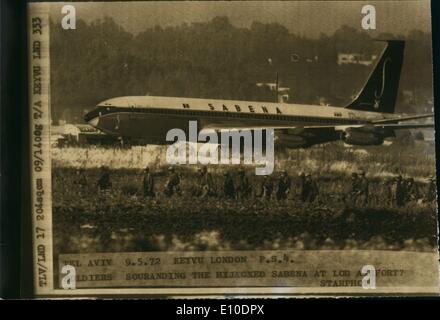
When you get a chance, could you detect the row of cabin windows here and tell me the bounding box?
[115,107,361,124]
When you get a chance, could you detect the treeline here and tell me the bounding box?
[50,17,433,122]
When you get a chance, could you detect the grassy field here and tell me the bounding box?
[52,140,436,179]
[51,140,438,255]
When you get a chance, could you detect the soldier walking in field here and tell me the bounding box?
[382,177,394,206]
[74,167,88,196]
[235,168,251,200]
[164,167,181,197]
[299,172,307,202]
[304,173,319,203]
[97,166,112,192]
[261,175,273,200]
[223,171,236,199]
[426,176,436,203]
[198,166,214,198]
[393,175,405,207]
[404,178,419,204]
[349,172,360,205]
[358,171,369,206]
[74,167,88,188]
[142,166,155,197]
[276,170,291,201]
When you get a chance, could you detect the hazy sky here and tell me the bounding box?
[49,1,432,37]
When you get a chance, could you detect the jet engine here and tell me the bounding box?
[275,128,340,149]
[275,133,309,148]
[341,127,385,146]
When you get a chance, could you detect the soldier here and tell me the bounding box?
[304,173,319,203]
[74,167,87,187]
[235,168,250,199]
[426,176,436,203]
[142,166,155,197]
[349,172,360,205]
[298,172,307,202]
[393,175,405,207]
[97,166,112,192]
[261,175,273,200]
[382,177,394,206]
[164,167,181,197]
[198,166,214,198]
[404,177,419,204]
[276,170,291,201]
[358,171,369,206]
[223,171,236,199]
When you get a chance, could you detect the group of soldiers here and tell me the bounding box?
[378,174,436,207]
[259,171,319,202]
[139,166,321,202]
[86,165,436,207]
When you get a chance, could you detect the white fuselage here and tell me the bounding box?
[84,96,392,143]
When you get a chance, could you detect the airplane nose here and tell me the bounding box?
[84,109,99,128]
[84,108,100,127]
[88,117,99,127]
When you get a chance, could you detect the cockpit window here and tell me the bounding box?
[84,106,114,122]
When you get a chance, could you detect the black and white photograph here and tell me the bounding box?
[26,0,439,296]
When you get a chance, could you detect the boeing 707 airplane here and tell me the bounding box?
[84,40,434,148]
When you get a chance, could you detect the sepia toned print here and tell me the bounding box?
[29,1,438,296]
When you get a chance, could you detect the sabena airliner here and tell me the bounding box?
[84,40,434,148]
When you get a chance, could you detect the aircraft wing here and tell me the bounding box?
[200,122,433,148]
[334,123,434,131]
[202,122,434,132]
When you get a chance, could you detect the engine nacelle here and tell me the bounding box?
[342,128,384,146]
[275,133,309,148]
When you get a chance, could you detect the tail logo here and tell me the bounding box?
[373,57,392,109]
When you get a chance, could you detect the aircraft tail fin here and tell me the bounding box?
[345,40,405,114]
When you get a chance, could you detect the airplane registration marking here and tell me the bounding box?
[184,103,283,115]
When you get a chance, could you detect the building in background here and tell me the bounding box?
[337,53,377,66]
